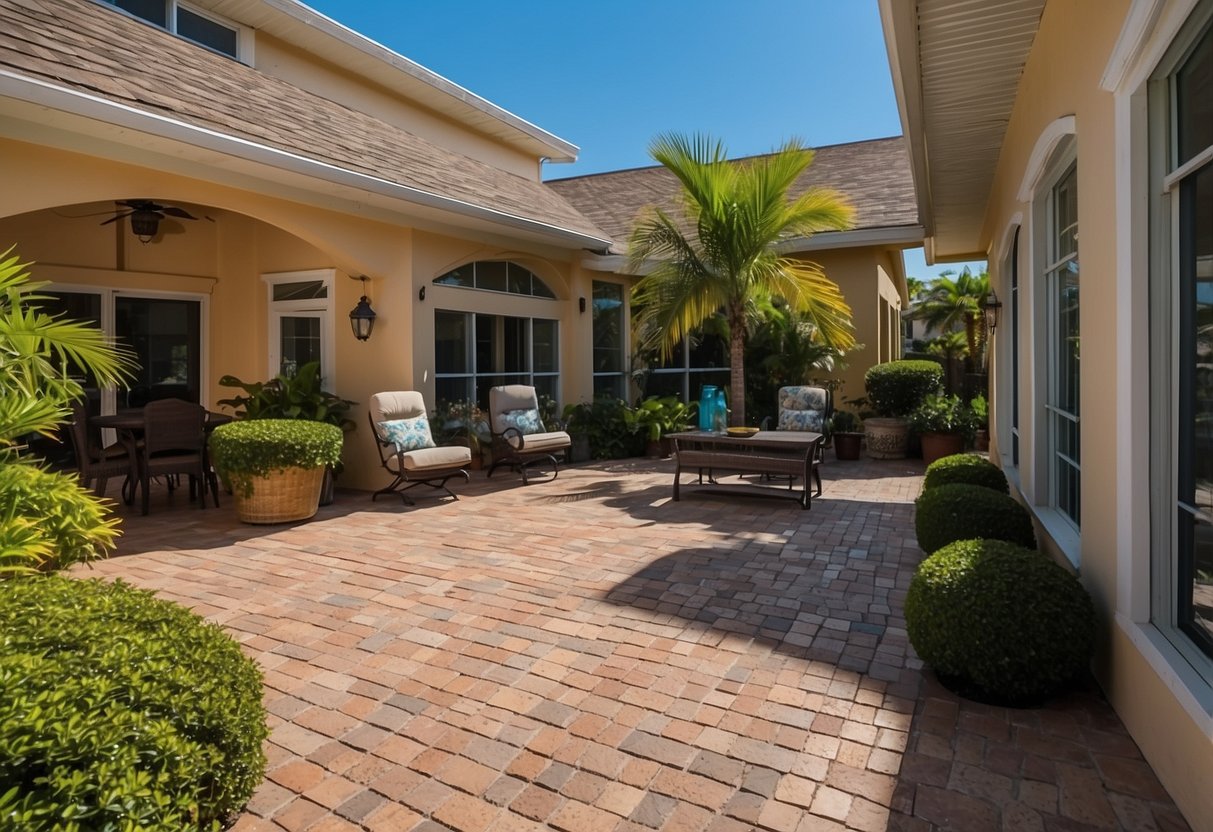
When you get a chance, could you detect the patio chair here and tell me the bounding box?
[139,398,219,515]
[486,385,571,484]
[68,399,136,503]
[369,391,470,504]
[767,385,830,496]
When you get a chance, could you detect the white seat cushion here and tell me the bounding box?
[511,430,571,452]
[399,445,471,471]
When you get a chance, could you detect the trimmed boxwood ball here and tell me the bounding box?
[915,483,1035,554]
[905,539,1096,704]
[923,453,1010,494]
[0,576,267,830]
[864,359,944,418]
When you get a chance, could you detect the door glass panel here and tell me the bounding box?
[279,315,321,377]
[593,281,624,373]
[435,311,469,374]
[28,292,103,467]
[115,296,200,407]
[503,317,528,373]
[533,319,558,373]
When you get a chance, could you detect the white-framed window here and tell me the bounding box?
[1008,227,1022,469]
[1150,2,1213,665]
[262,270,336,384]
[592,280,628,400]
[642,329,730,404]
[97,0,252,62]
[434,310,559,407]
[1034,147,1081,541]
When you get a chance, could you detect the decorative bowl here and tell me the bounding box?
[726,427,760,438]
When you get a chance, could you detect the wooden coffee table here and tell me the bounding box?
[668,430,823,510]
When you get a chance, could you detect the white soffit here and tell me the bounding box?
[191,0,580,163]
[913,0,1045,259]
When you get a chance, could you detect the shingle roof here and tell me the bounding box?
[547,136,920,246]
[0,0,609,245]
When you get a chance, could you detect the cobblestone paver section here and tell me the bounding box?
[91,458,1189,831]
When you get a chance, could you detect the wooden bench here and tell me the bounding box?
[669,431,823,510]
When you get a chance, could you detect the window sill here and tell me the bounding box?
[1030,506,1082,570]
[1117,615,1213,739]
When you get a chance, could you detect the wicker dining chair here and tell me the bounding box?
[139,399,219,515]
[68,399,136,502]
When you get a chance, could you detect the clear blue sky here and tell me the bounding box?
[305,0,985,279]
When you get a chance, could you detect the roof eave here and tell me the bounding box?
[0,70,609,250]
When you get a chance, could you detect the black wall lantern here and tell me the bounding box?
[981,289,1003,335]
[349,275,377,341]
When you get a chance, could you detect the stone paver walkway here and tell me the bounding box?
[88,458,1191,832]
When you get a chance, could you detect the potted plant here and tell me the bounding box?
[210,419,343,524]
[908,393,976,465]
[864,360,944,459]
[634,395,695,458]
[429,400,491,469]
[970,393,989,451]
[828,410,864,461]
[218,361,355,504]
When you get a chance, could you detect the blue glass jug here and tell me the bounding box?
[698,385,718,431]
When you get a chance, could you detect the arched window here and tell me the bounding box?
[433,261,556,299]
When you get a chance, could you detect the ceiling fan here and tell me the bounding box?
[100,199,200,242]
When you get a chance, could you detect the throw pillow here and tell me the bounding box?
[500,408,543,435]
[778,409,824,433]
[378,415,436,452]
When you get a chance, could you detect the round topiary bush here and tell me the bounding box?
[905,539,1096,704]
[864,360,944,418]
[210,418,344,497]
[0,576,267,829]
[923,453,1010,494]
[915,483,1035,554]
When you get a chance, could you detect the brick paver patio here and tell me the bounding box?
[86,458,1191,832]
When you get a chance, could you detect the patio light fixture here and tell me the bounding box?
[349,275,377,341]
[981,289,1003,335]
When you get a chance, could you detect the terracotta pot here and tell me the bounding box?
[864,418,908,459]
[920,432,966,466]
[833,432,863,461]
[975,429,990,452]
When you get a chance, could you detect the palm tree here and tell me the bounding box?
[628,134,857,426]
[910,267,990,370]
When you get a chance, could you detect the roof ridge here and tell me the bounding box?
[546,135,906,183]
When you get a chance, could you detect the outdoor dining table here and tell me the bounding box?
[668,430,824,509]
[90,408,232,506]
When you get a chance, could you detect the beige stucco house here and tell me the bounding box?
[0,0,918,492]
[880,0,1213,826]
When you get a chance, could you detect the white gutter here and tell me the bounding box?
[878,0,935,243]
[0,69,613,251]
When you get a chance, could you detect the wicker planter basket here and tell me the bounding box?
[232,465,325,524]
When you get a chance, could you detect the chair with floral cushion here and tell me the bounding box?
[770,385,830,496]
[486,385,571,484]
[369,391,470,504]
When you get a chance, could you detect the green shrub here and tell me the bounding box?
[864,360,944,418]
[924,453,1009,494]
[562,397,643,459]
[915,483,1034,553]
[0,576,267,829]
[210,418,343,497]
[218,360,355,431]
[0,463,120,575]
[908,394,976,441]
[905,539,1095,704]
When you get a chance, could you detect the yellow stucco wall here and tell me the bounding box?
[0,137,594,492]
[980,1,1213,825]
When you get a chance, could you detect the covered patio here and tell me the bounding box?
[87,459,1189,831]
